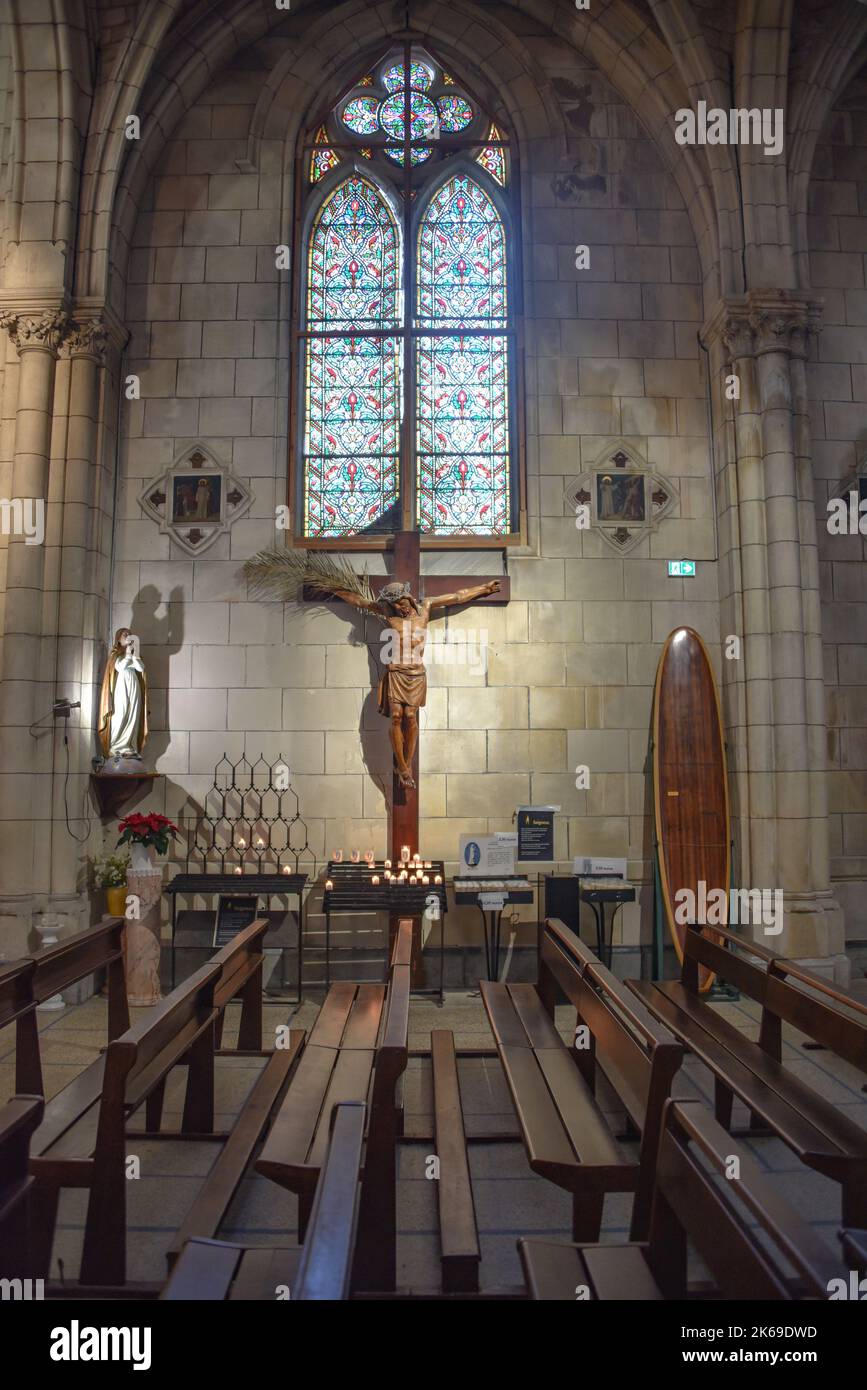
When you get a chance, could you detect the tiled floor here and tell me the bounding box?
[4,986,864,1292]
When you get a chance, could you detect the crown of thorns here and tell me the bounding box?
[379,581,414,604]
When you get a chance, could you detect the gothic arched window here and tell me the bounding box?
[296,45,518,541]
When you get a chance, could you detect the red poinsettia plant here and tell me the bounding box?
[117,812,179,856]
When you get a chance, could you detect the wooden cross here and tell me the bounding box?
[371,530,510,863]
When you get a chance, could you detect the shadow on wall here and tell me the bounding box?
[351,608,392,819]
[127,584,185,768]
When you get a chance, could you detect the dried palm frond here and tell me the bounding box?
[243,547,374,608]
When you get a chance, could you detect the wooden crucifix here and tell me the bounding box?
[334,531,510,862]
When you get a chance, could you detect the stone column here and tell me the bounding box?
[49,316,111,904]
[0,307,68,940]
[703,290,844,977]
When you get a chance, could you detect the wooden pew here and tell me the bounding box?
[165,1015,305,1270]
[162,1102,367,1301]
[256,919,412,1293]
[519,1098,842,1299]
[481,917,682,1241]
[0,1095,44,1279]
[30,961,222,1286]
[628,920,867,1226]
[211,916,269,1052]
[0,918,128,1096]
[431,1028,480,1293]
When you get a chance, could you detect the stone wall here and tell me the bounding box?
[111,28,719,956]
[808,68,867,942]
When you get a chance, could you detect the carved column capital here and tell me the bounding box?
[702,291,822,362]
[65,316,110,363]
[748,305,809,357]
[0,308,69,356]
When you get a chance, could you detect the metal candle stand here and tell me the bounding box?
[322,859,447,1001]
[165,754,313,999]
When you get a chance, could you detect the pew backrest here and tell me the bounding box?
[0,920,129,1094]
[543,917,682,1126]
[0,960,36,1032]
[649,1099,842,1299]
[211,916,269,1013]
[97,962,221,1129]
[684,922,867,1071]
[0,1094,44,1278]
[543,917,682,1233]
[293,1101,367,1301]
[30,917,127,1015]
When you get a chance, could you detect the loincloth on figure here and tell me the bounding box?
[378,663,427,716]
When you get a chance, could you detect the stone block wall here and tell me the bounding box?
[808,72,867,942]
[110,31,721,954]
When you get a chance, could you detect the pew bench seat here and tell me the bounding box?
[431,1029,480,1293]
[162,1238,302,1300]
[256,983,389,1226]
[257,921,412,1293]
[481,980,638,1241]
[520,1239,664,1301]
[518,1099,843,1301]
[629,933,867,1228]
[166,1034,305,1270]
[166,1099,367,1302]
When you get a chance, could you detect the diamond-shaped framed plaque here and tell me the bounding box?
[139,443,252,557]
[564,439,676,554]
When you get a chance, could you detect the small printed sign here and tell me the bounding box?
[480,892,507,911]
[517,806,556,861]
[668,559,696,577]
[459,834,516,877]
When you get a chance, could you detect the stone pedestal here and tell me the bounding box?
[124,866,163,1007]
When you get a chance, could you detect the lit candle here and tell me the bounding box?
[256,837,265,849]
[401,845,410,864]
[384,869,391,880]
[384,859,391,870]
[409,874,417,885]
[434,875,442,885]
[424,861,432,870]
[390,875,397,886]
[350,849,360,863]
[399,870,408,882]
[234,866,243,876]
[283,865,291,875]
[238,838,246,850]
[372,875,380,886]
[325,878,333,891]
[422,875,429,885]
[364,849,374,865]
[333,849,343,863]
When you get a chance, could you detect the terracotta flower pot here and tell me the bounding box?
[105,885,127,917]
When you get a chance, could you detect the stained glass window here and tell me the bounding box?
[477,124,507,187]
[416,174,510,536]
[437,95,473,132]
[309,126,340,184]
[300,47,515,540]
[340,59,473,164]
[303,175,402,537]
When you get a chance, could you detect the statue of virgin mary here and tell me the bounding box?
[98,629,149,764]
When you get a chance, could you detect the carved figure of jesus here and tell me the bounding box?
[335,578,501,788]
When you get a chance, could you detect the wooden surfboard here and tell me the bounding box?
[653,627,730,992]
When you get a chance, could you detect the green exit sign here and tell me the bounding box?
[668,560,696,578]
